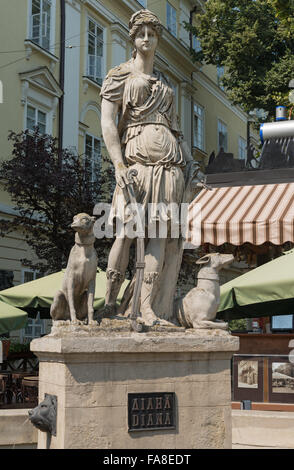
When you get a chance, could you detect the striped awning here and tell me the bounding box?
[189,182,294,246]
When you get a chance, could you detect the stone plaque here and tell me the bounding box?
[128,392,176,432]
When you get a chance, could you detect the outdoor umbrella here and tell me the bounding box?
[0,300,28,334]
[0,269,129,318]
[217,249,294,321]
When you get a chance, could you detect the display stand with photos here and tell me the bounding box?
[233,354,294,405]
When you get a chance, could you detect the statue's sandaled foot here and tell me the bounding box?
[154,318,176,327]
[140,308,161,327]
[70,319,83,326]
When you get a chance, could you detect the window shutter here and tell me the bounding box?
[41,12,48,38]
[31,13,41,41]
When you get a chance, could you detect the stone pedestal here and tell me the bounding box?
[30,321,239,449]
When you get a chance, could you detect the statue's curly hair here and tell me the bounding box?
[129,9,163,43]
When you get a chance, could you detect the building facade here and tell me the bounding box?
[0,0,253,339]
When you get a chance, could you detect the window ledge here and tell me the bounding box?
[82,76,102,94]
[192,146,207,158]
[24,39,59,67]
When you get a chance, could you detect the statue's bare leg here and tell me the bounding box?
[140,237,166,326]
[104,236,133,314]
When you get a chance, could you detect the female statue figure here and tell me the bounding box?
[100,9,202,326]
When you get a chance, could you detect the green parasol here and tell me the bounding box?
[0,300,28,334]
[217,250,294,321]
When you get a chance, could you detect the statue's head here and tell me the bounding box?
[129,9,163,58]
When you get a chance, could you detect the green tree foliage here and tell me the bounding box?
[270,0,294,38]
[228,318,247,332]
[187,0,294,118]
[0,129,115,273]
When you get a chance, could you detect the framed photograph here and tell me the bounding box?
[233,355,264,402]
[269,358,294,403]
[238,360,258,389]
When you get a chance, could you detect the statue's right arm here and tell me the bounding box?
[101,98,129,188]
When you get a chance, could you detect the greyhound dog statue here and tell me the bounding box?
[50,213,97,325]
[175,253,234,329]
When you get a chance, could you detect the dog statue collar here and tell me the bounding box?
[197,271,219,282]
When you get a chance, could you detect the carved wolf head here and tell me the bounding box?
[28,394,57,436]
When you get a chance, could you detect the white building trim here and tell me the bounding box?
[83,0,118,23]
[24,40,59,72]
[110,23,128,68]
[65,0,81,13]
[80,100,101,123]
[121,0,145,12]
[19,67,63,100]
[79,121,89,137]
[63,0,81,151]
[19,66,62,134]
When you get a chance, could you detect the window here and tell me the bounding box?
[30,0,52,50]
[192,35,202,52]
[22,269,43,284]
[85,134,101,182]
[238,137,247,160]
[193,103,204,151]
[218,119,228,152]
[20,270,45,342]
[217,65,225,91]
[87,18,104,86]
[26,104,47,134]
[23,270,35,284]
[22,312,45,342]
[137,0,147,7]
[167,2,177,37]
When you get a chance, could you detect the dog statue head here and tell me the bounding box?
[28,394,57,436]
[71,213,96,234]
[196,253,234,271]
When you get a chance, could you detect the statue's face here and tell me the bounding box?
[134,24,158,56]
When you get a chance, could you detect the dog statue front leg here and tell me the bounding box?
[87,279,96,325]
[67,279,78,324]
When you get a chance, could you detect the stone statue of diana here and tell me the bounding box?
[100,9,202,326]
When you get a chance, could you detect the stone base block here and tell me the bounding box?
[0,409,37,448]
[31,324,239,449]
[232,410,294,448]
